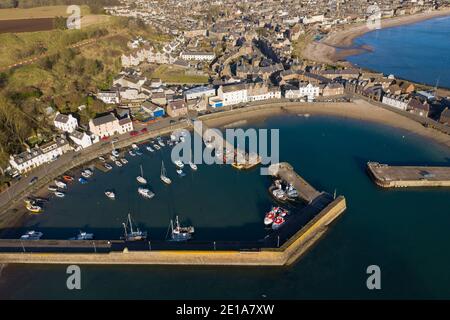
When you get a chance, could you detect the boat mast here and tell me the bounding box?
[128,214,134,234]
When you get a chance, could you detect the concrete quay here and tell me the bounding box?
[367,162,450,188]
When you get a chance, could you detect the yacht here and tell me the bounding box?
[81,169,93,178]
[153,144,161,150]
[78,177,88,184]
[157,138,165,147]
[121,214,147,241]
[54,180,67,189]
[135,150,143,156]
[128,150,136,157]
[98,156,106,162]
[286,184,299,199]
[173,159,184,168]
[54,191,65,198]
[104,163,113,171]
[25,200,43,214]
[272,216,286,230]
[105,190,115,199]
[70,231,94,240]
[63,175,74,182]
[47,185,58,192]
[189,161,198,171]
[138,187,155,199]
[136,165,147,184]
[120,158,128,165]
[146,145,154,152]
[110,155,117,162]
[112,149,120,157]
[160,160,172,184]
[176,169,185,177]
[115,160,123,167]
[20,230,43,240]
[169,216,194,242]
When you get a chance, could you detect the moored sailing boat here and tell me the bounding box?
[136,165,147,184]
[121,214,147,241]
[160,160,172,184]
[169,216,194,242]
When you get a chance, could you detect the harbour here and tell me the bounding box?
[1,115,450,299]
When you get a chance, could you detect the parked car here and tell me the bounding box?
[130,131,139,137]
[140,128,148,133]
[29,177,38,185]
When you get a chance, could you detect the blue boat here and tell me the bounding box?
[78,177,88,184]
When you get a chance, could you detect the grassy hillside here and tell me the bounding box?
[0,17,171,171]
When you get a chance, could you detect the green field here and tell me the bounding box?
[150,64,209,84]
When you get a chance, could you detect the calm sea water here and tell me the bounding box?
[1,115,450,299]
[347,16,450,88]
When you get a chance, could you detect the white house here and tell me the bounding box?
[97,90,120,104]
[284,82,319,101]
[69,130,93,149]
[180,51,215,61]
[218,83,248,106]
[9,138,71,174]
[382,94,409,111]
[89,113,134,138]
[53,112,78,133]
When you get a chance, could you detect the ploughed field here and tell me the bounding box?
[0,18,54,34]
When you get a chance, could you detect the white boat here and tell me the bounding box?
[120,158,128,164]
[128,150,136,157]
[20,230,43,240]
[272,216,286,230]
[173,159,184,168]
[104,163,113,170]
[121,214,147,241]
[146,145,154,152]
[54,191,65,198]
[131,144,139,150]
[105,191,115,199]
[112,150,120,157]
[176,169,185,177]
[81,169,93,178]
[135,150,143,156]
[110,155,117,161]
[70,231,94,240]
[153,144,160,150]
[264,210,277,226]
[54,180,67,189]
[115,160,123,167]
[98,156,106,162]
[138,187,155,199]
[189,161,198,171]
[48,185,58,192]
[25,201,43,214]
[160,160,172,184]
[169,216,194,242]
[136,165,147,184]
[157,138,165,147]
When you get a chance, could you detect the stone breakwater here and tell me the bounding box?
[0,196,346,266]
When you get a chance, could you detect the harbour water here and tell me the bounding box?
[1,114,450,299]
[347,16,450,88]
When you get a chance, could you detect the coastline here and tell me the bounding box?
[302,8,450,65]
[1,99,449,232]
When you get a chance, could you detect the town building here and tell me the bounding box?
[217,83,248,106]
[180,51,215,61]
[166,99,188,117]
[89,113,134,138]
[9,138,71,174]
[69,130,93,149]
[382,94,409,111]
[53,112,78,133]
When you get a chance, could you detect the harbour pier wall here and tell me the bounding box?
[367,162,450,188]
[0,196,346,266]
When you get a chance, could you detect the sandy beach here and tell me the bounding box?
[303,8,450,64]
